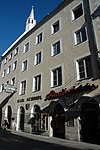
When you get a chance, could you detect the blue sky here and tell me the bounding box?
[0,0,64,56]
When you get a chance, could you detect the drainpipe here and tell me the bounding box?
[82,0,100,79]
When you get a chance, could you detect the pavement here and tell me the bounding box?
[10,130,100,150]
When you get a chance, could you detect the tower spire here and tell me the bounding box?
[25,6,36,32]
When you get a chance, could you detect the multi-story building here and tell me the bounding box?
[0,0,100,144]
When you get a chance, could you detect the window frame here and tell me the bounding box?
[33,74,41,92]
[51,40,61,56]
[51,20,60,34]
[2,70,6,78]
[4,58,7,65]
[34,51,42,65]
[76,55,93,81]
[8,53,13,61]
[0,84,4,93]
[51,66,62,87]
[36,32,43,45]
[14,47,19,56]
[74,26,87,45]
[41,113,48,131]
[19,80,26,95]
[11,77,16,85]
[71,3,83,21]
[23,42,29,53]
[7,66,11,75]
[67,118,74,127]
[12,60,17,71]
[22,60,28,72]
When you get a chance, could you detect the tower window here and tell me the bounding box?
[28,19,30,23]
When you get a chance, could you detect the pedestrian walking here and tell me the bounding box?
[2,118,8,130]
[11,117,16,131]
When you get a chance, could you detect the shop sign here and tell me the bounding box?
[17,96,42,103]
[45,83,98,100]
[27,96,42,101]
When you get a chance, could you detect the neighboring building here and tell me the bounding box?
[0,0,100,144]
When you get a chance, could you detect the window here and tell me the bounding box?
[8,53,13,61]
[34,52,41,65]
[52,20,59,34]
[72,4,83,21]
[4,58,7,64]
[24,42,29,53]
[7,66,11,74]
[36,32,42,44]
[12,61,17,71]
[41,113,48,131]
[14,47,19,56]
[19,80,26,95]
[6,81,9,85]
[67,118,74,127]
[11,77,15,85]
[52,41,60,56]
[22,60,28,71]
[76,56,92,81]
[74,26,87,45]
[2,70,6,77]
[51,66,62,87]
[0,84,4,93]
[33,74,41,92]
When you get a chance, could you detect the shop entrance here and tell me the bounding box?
[80,98,100,144]
[53,103,65,139]
[20,106,25,131]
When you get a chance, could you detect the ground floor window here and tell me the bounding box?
[41,113,48,131]
[67,117,74,127]
[32,113,41,132]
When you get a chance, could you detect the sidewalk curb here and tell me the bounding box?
[11,130,100,150]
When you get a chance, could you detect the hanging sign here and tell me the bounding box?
[4,84,17,93]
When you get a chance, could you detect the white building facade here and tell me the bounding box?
[0,0,100,144]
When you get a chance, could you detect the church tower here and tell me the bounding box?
[25,6,36,32]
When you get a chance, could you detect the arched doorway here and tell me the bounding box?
[80,98,100,144]
[20,106,25,131]
[7,105,12,129]
[52,103,65,139]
